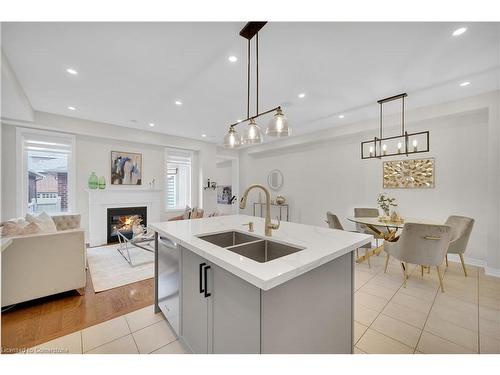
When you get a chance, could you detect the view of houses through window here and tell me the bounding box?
[27,150,69,213]
[19,129,74,215]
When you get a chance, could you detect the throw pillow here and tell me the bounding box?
[0,220,40,237]
[0,221,24,237]
[26,211,58,233]
[23,222,41,235]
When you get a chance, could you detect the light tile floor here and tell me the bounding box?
[354,253,500,354]
[25,253,500,354]
[27,305,186,354]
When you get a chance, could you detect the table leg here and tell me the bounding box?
[355,225,398,264]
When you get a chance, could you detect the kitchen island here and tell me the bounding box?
[150,214,371,354]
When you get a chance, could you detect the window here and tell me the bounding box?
[165,149,192,210]
[17,128,75,215]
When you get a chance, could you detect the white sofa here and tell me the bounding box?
[1,214,86,307]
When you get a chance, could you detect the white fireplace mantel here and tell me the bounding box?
[87,188,162,246]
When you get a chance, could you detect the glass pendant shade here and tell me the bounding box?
[241,118,264,144]
[223,126,241,148]
[266,108,290,137]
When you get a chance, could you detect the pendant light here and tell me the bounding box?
[223,126,241,148]
[241,118,264,144]
[223,22,291,148]
[360,93,430,159]
[266,107,290,137]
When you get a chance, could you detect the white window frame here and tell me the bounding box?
[16,127,76,217]
[165,148,194,212]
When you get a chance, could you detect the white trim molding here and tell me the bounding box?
[484,266,500,278]
[447,253,500,278]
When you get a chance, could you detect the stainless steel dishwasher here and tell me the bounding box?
[156,235,180,336]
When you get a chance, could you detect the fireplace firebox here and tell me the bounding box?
[107,206,147,244]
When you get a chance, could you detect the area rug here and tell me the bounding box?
[86,244,154,292]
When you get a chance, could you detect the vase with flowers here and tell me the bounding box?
[377,193,398,219]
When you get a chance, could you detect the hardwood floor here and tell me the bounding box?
[1,268,154,352]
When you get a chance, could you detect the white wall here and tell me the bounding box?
[239,92,499,271]
[1,111,220,237]
[1,51,34,122]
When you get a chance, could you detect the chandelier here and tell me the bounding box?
[361,93,430,159]
[223,22,291,148]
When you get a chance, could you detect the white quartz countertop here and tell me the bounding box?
[149,215,372,290]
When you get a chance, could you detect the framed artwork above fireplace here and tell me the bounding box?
[111,151,142,185]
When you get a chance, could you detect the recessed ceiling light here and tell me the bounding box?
[460,81,471,87]
[228,56,238,63]
[452,27,467,36]
[175,100,183,106]
[201,134,207,138]
[237,119,242,123]
[66,68,78,75]
[338,114,345,119]
[67,106,76,111]
[149,123,155,127]
[298,93,306,99]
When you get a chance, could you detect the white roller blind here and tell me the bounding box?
[165,149,192,210]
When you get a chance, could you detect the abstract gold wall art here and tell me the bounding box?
[383,158,435,189]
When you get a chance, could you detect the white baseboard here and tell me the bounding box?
[447,254,500,278]
[484,266,500,278]
[447,254,485,267]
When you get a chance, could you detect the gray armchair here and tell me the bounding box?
[326,211,371,267]
[325,212,343,230]
[353,208,387,242]
[384,223,451,292]
[445,215,474,277]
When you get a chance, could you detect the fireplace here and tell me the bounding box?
[107,206,147,244]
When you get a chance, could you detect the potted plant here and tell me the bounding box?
[377,193,398,218]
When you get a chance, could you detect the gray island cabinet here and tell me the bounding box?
[151,214,371,354]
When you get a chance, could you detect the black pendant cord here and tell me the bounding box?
[247,39,251,120]
[256,32,259,116]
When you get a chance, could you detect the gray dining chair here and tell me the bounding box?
[445,215,474,277]
[353,208,386,245]
[326,211,371,267]
[326,212,343,230]
[353,207,388,263]
[384,222,451,292]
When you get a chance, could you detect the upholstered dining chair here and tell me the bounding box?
[353,207,388,264]
[326,211,371,267]
[445,215,474,277]
[384,223,451,292]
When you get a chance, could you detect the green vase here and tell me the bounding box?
[88,172,98,189]
[98,176,106,189]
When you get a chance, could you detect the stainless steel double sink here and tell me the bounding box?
[197,230,305,263]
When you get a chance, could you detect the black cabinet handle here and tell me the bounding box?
[199,263,206,293]
[204,265,211,298]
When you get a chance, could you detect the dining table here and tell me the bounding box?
[346,216,441,263]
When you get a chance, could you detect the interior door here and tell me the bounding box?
[180,247,208,353]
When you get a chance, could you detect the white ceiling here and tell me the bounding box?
[2,22,499,143]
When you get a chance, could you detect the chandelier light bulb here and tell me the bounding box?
[266,108,290,137]
[241,118,264,144]
[223,126,241,149]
